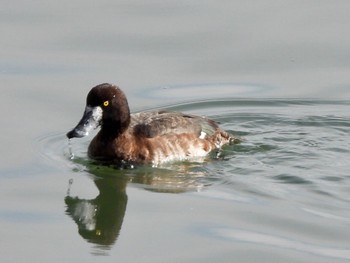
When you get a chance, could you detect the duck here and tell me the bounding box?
[67,83,237,166]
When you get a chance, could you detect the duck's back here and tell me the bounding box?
[131,111,219,138]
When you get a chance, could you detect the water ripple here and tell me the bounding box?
[212,227,350,260]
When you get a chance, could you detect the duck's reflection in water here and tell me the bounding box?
[129,164,210,193]
[65,175,128,249]
[65,161,213,252]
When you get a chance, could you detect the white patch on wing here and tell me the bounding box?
[199,131,206,139]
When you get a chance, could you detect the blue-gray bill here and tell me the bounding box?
[66,106,102,139]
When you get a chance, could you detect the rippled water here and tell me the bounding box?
[34,98,350,261]
[2,1,350,262]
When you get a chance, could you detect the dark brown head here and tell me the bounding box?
[67,83,131,139]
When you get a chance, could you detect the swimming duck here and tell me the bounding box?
[67,83,236,165]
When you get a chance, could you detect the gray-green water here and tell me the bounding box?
[1,1,350,262]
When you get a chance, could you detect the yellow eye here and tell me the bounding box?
[103,101,109,107]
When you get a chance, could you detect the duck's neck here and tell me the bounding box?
[101,106,131,139]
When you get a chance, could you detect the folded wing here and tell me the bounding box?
[131,111,219,138]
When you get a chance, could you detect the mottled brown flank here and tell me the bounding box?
[76,83,236,164]
[88,125,232,164]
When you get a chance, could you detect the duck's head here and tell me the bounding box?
[67,83,130,139]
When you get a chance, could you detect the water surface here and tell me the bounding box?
[1,1,350,263]
[34,98,350,262]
